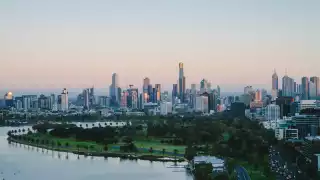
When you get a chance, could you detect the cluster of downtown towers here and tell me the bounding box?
[272,71,320,100]
[108,62,220,109]
[108,62,187,108]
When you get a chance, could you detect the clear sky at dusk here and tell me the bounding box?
[1,0,319,92]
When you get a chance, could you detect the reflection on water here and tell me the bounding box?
[0,126,192,180]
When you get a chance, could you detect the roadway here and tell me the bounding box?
[269,146,295,180]
[235,166,251,180]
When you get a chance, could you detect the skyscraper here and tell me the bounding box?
[143,77,150,103]
[282,75,294,97]
[83,89,89,109]
[178,62,185,102]
[110,73,120,106]
[309,81,317,99]
[155,84,161,102]
[200,79,208,93]
[310,76,319,96]
[61,88,68,111]
[172,84,178,104]
[301,77,309,100]
[272,70,278,90]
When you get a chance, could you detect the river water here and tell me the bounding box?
[0,126,193,180]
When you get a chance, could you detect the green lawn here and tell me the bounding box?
[24,134,186,155]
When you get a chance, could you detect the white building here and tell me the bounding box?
[300,100,317,111]
[265,104,280,121]
[61,88,69,111]
[195,96,208,113]
[160,102,172,115]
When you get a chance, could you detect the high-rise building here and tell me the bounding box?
[244,86,253,94]
[4,92,14,107]
[282,75,295,97]
[83,89,89,109]
[272,70,278,90]
[178,62,185,102]
[200,79,208,94]
[255,89,262,102]
[143,77,150,103]
[61,88,68,111]
[172,84,178,104]
[98,96,109,107]
[195,95,209,113]
[309,81,317,99]
[301,77,309,100]
[310,76,319,96]
[155,84,161,102]
[110,73,120,106]
[89,86,96,106]
[265,104,280,121]
[160,102,172,115]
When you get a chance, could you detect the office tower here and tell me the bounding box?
[200,79,208,93]
[49,94,56,110]
[160,102,173,115]
[195,95,209,113]
[143,77,150,103]
[301,77,309,100]
[110,73,120,106]
[89,86,95,106]
[271,71,279,100]
[309,81,317,99]
[265,104,280,121]
[57,95,62,111]
[244,86,253,94]
[98,96,109,107]
[282,75,294,97]
[172,84,178,104]
[15,97,23,110]
[255,89,262,102]
[121,90,128,107]
[310,76,319,96]
[4,92,14,107]
[178,62,185,102]
[61,88,68,111]
[272,70,278,90]
[217,85,221,98]
[83,89,89,109]
[155,84,161,102]
[261,89,267,99]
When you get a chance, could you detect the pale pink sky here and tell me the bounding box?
[1,0,319,92]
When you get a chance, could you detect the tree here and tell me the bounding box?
[149,147,153,156]
[76,144,80,153]
[173,149,178,160]
[162,148,166,157]
[104,145,108,152]
[65,142,69,155]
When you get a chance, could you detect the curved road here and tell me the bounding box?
[235,166,251,180]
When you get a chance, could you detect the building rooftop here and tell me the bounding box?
[193,156,224,167]
[305,136,320,141]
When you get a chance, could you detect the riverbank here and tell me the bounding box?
[8,137,185,162]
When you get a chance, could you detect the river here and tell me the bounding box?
[0,126,193,180]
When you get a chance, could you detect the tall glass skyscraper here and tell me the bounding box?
[282,75,294,97]
[178,62,185,102]
[301,77,309,100]
[272,70,278,90]
[310,76,319,96]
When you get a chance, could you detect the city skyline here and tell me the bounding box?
[1,0,320,91]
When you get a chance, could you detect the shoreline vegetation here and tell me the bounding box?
[7,137,185,162]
